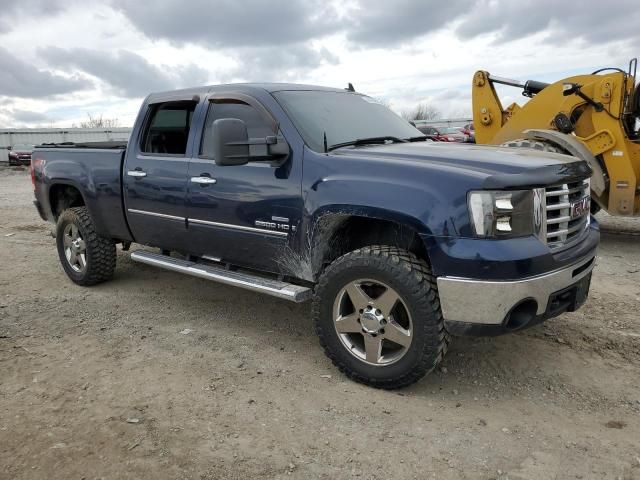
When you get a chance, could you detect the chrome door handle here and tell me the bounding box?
[127,170,147,178]
[190,176,217,185]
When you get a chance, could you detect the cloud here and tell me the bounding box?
[345,0,472,47]
[456,0,640,45]
[0,47,92,98]
[111,0,341,48]
[0,0,68,33]
[1,0,637,129]
[38,47,210,97]
[9,109,53,124]
[110,0,467,58]
[225,44,340,82]
[433,89,468,102]
[106,1,346,84]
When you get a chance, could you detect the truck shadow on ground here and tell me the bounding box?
[113,250,580,399]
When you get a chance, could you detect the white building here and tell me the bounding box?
[1,128,132,164]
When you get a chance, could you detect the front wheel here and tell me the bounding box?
[56,207,116,286]
[313,246,448,389]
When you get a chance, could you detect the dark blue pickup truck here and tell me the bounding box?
[30,83,598,388]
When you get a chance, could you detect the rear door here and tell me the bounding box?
[123,99,198,250]
[185,93,302,273]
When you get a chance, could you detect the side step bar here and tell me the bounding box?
[130,251,312,303]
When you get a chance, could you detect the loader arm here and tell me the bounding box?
[472,67,640,216]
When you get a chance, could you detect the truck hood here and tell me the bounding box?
[330,142,591,188]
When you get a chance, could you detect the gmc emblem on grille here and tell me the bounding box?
[570,197,590,218]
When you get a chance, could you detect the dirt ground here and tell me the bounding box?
[0,166,639,480]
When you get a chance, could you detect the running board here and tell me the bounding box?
[130,251,312,303]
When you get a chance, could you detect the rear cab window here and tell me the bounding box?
[140,100,197,155]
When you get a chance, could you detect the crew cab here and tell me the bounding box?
[30,84,599,388]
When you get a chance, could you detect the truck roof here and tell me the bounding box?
[146,83,350,103]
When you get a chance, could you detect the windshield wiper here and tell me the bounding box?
[405,135,429,142]
[327,136,408,152]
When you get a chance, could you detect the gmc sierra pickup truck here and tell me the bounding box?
[31,83,599,388]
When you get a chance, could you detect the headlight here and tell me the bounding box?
[468,189,545,238]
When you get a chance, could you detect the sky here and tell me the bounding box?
[0,0,638,128]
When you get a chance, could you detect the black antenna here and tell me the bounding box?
[346,83,355,92]
[323,132,328,153]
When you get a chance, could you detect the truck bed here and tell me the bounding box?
[36,141,127,150]
[32,146,132,241]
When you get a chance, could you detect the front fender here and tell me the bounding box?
[305,174,471,238]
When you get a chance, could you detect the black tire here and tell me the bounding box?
[56,207,116,286]
[502,138,601,215]
[501,138,566,154]
[313,246,449,389]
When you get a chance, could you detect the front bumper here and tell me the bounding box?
[8,155,31,165]
[436,247,597,336]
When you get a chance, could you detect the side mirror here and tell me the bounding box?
[212,118,250,166]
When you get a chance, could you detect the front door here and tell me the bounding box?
[186,95,302,274]
[124,99,198,250]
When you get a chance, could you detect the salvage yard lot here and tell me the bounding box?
[1,166,639,480]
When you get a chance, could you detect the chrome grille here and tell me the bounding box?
[545,178,590,250]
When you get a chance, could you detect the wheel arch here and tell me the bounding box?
[48,181,87,220]
[303,206,432,281]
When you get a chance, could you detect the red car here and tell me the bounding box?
[439,127,468,143]
[8,143,34,166]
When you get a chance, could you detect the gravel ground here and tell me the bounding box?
[1,166,639,480]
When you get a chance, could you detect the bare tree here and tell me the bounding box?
[75,114,120,129]
[402,103,441,122]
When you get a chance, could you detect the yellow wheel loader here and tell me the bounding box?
[472,59,640,216]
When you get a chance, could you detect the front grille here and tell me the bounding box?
[545,178,590,250]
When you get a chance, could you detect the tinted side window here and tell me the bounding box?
[200,100,275,158]
[141,101,197,155]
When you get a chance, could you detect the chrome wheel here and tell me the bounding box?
[63,223,86,273]
[333,279,413,366]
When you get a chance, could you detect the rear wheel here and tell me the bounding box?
[313,246,449,389]
[56,207,116,286]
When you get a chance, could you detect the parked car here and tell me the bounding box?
[461,123,475,143]
[31,83,598,389]
[8,143,34,165]
[416,126,449,141]
[438,127,468,143]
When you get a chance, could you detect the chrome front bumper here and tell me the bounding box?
[436,254,596,325]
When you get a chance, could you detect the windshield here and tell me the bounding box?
[273,90,423,152]
[442,127,461,134]
[12,144,34,150]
